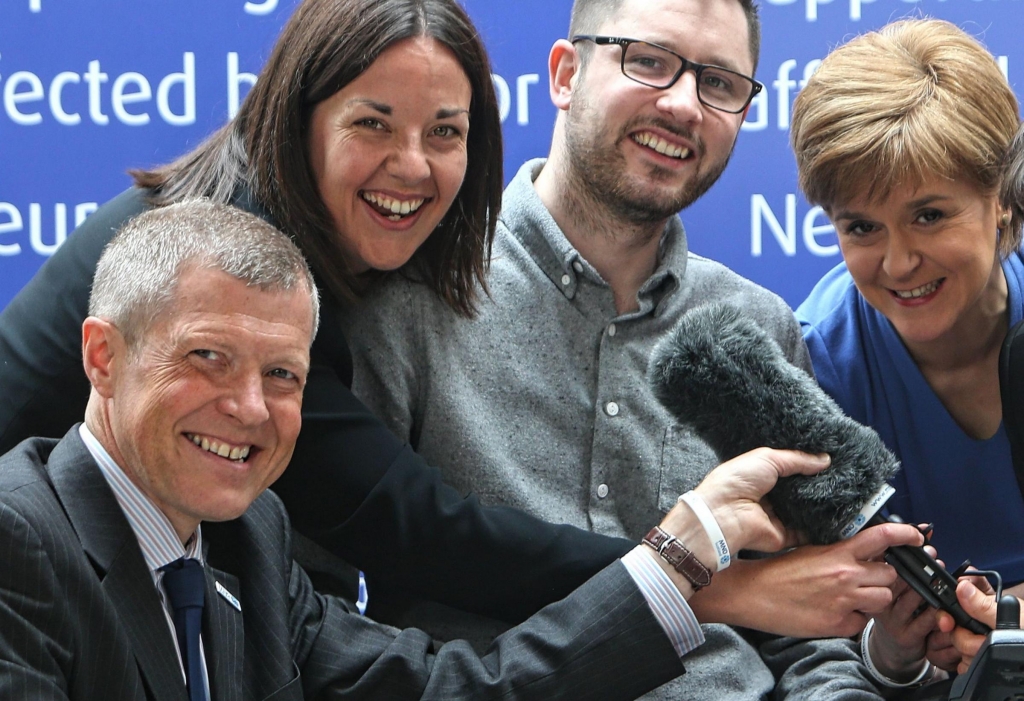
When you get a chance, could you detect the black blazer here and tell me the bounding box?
[0,429,681,700]
[0,187,633,622]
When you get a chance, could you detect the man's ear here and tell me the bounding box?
[82,317,125,399]
[548,39,581,111]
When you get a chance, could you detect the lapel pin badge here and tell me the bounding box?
[216,581,241,612]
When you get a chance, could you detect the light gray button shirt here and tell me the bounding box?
[344,159,886,700]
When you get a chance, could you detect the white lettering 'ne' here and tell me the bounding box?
[244,0,278,15]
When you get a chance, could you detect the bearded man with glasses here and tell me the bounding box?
[344,1,919,698]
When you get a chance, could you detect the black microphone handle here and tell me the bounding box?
[865,513,991,635]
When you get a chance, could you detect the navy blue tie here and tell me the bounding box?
[161,558,208,701]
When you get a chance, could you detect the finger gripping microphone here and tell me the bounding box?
[650,303,990,635]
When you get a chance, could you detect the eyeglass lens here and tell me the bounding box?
[622,41,753,112]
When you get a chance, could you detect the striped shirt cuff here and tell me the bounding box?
[622,545,705,659]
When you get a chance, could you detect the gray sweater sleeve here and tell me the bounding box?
[343,278,426,446]
[758,634,888,700]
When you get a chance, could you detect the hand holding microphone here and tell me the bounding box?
[650,447,833,596]
[689,524,924,638]
[649,303,989,636]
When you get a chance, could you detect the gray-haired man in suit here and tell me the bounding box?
[0,199,834,700]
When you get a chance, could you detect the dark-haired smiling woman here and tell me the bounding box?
[793,18,1024,689]
[0,0,635,623]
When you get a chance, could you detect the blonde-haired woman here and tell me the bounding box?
[793,18,1023,690]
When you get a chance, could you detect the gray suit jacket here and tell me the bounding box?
[0,428,684,700]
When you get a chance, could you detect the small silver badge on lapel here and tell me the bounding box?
[216,581,241,612]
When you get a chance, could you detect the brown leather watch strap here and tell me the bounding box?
[642,526,713,591]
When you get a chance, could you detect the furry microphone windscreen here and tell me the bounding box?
[649,303,900,545]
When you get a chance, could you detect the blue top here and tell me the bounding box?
[797,253,1024,585]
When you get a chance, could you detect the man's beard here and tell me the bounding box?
[563,105,733,225]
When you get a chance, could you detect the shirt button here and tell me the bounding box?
[561,274,571,286]
[597,483,609,498]
[607,323,617,337]
[572,261,583,273]
[605,401,619,417]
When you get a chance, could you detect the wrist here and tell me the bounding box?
[692,484,747,554]
[684,562,764,626]
[861,618,933,688]
[642,526,713,594]
[678,491,731,570]
[641,546,698,599]
[658,502,720,570]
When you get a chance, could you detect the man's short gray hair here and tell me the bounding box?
[89,199,320,348]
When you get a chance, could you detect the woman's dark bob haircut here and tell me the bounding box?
[134,0,503,316]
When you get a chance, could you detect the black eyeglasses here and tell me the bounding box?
[570,35,763,114]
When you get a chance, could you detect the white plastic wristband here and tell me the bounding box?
[678,491,731,571]
[860,618,934,688]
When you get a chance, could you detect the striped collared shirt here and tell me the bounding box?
[80,424,211,695]
[621,545,705,659]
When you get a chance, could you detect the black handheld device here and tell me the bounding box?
[948,593,1024,700]
[867,512,989,636]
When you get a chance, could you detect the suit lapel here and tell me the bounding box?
[103,543,189,701]
[48,428,188,701]
[203,566,244,701]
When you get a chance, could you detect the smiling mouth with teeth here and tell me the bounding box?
[892,279,943,300]
[632,132,692,160]
[186,433,251,462]
[361,192,428,221]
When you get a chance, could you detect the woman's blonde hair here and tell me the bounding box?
[1003,124,1024,234]
[790,18,1021,255]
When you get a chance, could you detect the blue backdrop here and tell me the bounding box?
[2,0,1020,309]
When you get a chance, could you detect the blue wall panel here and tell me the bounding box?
[2,0,1020,308]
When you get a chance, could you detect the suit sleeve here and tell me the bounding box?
[0,502,73,700]
[219,491,683,701]
[244,491,684,699]
[285,535,683,699]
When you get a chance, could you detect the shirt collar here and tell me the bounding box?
[500,158,687,315]
[79,424,203,573]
